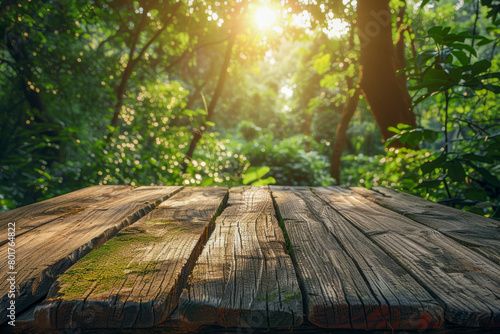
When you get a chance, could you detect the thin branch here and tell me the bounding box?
[96,31,120,51]
[164,34,231,73]
[130,3,182,68]
[104,1,130,33]
[443,90,452,199]
[128,13,149,64]
[490,36,499,61]
[469,0,480,62]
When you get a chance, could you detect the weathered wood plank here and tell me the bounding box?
[314,187,500,328]
[0,186,182,325]
[271,186,443,330]
[0,185,132,246]
[178,186,302,329]
[33,187,227,329]
[351,187,500,265]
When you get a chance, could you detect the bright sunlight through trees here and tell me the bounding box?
[254,6,277,30]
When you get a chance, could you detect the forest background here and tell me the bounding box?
[0,0,499,218]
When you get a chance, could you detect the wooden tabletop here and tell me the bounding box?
[1,186,499,333]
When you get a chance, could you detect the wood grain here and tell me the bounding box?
[0,185,132,246]
[271,186,443,330]
[351,187,500,265]
[34,187,227,329]
[178,186,302,329]
[0,186,182,325]
[314,187,500,328]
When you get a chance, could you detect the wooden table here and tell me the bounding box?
[1,186,499,333]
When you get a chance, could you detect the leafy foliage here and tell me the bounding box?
[0,0,499,219]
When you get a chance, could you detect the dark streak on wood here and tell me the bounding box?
[271,186,443,330]
[351,187,500,265]
[178,186,302,329]
[314,187,500,328]
[3,185,500,333]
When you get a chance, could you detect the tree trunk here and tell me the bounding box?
[169,59,216,128]
[182,35,235,169]
[329,28,360,184]
[357,0,416,144]
[6,33,61,163]
[109,3,181,132]
[110,65,134,129]
[330,76,361,184]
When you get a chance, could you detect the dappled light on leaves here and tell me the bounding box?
[323,18,349,39]
[0,0,498,218]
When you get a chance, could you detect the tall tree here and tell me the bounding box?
[182,33,236,169]
[108,0,182,132]
[357,0,416,143]
[329,29,361,184]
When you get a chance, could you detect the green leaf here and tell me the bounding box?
[421,154,446,174]
[388,126,400,134]
[386,126,434,148]
[183,109,197,117]
[423,129,440,143]
[445,160,466,182]
[417,50,439,67]
[452,50,469,66]
[477,38,493,46]
[463,154,495,164]
[471,59,492,75]
[463,188,487,201]
[205,121,215,127]
[398,132,411,145]
[450,43,477,57]
[476,167,500,187]
[424,68,450,81]
[420,0,432,8]
[476,72,500,80]
[483,84,500,94]
[406,131,423,148]
[396,123,416,131]
[428,25,444,37]
[243,166,271,185]
[251,176,276,186]
[41,171,52,180]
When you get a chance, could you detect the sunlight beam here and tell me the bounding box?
[255,7,277,30]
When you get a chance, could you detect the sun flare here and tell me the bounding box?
[254,7,277,30]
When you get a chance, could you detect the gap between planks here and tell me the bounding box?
[351,186,500,265]
[271,186,444,331]
[178,186,303,329]
[33,187,228,330]
[0,186,183,325]
[313,187,500,328]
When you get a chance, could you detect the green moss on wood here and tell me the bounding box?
[256,290,300,303]
[57,224,173,300]
[283,291,301,302]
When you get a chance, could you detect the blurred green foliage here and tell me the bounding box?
[0,0,499,218]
